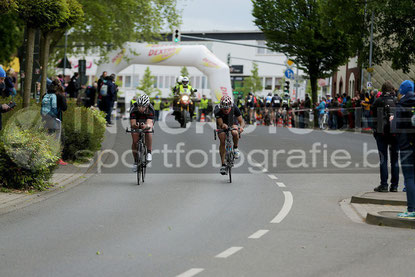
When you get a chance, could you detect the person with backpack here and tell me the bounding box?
[100,74,117,125]
[41,79,60,135]
[84,81,97,108]
[370,81,399,192]
[394,80,415,218]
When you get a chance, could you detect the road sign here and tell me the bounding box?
[286,59,294,67]
[367,82,373,89]
[366,67,374,73]
[285,68,294,79]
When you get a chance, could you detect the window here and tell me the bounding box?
[190,76,195,87]
[202,76,206,89]
[257,40,276,55]
[265,77,272,90]
[153,76,157,88]
[274,77,282,90]
[158,76,164,88]
[125,76,131,88]
[195,76,201,89]
[132,75,139,88]
[171,76,176,87]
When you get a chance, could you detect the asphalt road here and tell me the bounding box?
[1,116,414,277]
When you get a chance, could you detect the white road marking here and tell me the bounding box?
[268,174,278,180]
[276,182,286,188]
[176,268,204,277]
[271,191,293,223]
[215,247,243,258]
[248,229,269,239]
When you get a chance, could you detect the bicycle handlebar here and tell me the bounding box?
[126,127,154,134]
[214,127,241,140]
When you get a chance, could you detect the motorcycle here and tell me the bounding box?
[176,93,192,128]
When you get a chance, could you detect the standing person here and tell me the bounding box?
[66,72,80,98]
[153,95,162,121]
[316,97,326,129]
[2,68,16,98]
[55,81,68,165]
[361,92,371,130]
[101,74,117,126]
[371,81,399,192]
[199,94,209,121]
[84,81,98,108]
[394,80,415,218]
[0,66,14,130]
[57,74,65,87]
[304,94,311,128]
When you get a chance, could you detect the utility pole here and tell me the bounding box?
[368,11,374,84]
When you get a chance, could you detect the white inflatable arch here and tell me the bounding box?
[96,42,232,106]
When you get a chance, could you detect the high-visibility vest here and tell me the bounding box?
[131,99,137,106]
[200,98,209,109]
[179,85,194,94]
[154,99,161,110]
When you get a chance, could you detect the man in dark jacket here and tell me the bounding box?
[66,73,80,98]
[102,74,117,125]
[394,80,415,218]
[371,81,399,192]
[0,67,14,130]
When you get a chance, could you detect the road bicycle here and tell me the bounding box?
[126,126,153,185]
[214,127,240,183]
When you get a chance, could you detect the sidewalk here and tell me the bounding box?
[341,191,415,229]
[0,124,117,215]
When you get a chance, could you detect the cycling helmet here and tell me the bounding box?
[137,94,150,107]
[182,76,189,85]
[274,93,279,96]
[177,76,184,84]
[268,92,272,96]
[248,92,253,96]
[0,66,6,78]
[220,95,233,109]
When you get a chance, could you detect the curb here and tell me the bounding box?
[366,211,415,229]
[351,192,407,206]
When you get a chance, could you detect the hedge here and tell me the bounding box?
[0,108,60,190]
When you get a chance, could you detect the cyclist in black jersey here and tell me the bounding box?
[129,94,154,172]
[215,95,245,175]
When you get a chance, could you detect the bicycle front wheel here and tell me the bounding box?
[228,166,232,183]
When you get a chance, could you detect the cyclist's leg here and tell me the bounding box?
[218,132,226,165]
[144,119,154,152]
[131,133,139,163]
[231,125,239,148]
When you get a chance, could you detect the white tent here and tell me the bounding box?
[96,42,232,112]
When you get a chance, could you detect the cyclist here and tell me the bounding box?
[129,94,154,172]
[264,93,273,125]
[281,93,291,126]
[246,92,256,124]
[272,92,282,124]
[215,95,245,175]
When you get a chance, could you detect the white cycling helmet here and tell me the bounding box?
[220,95,233,109]
[137,94,150,107]
[182,76,189,85]
[177,76,184,84]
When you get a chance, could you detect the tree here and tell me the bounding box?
[137,67,161,97]
[252,0,363,126]
[180,66,189,77]
[241,62,263,97]
[0,12,24,65]
[16,0,69,107]
[365,0,415,73]
[39,0,83,97]
[50,0,181,59]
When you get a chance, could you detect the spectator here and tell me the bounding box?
[304,94,311,128]
[361,92,371,130]
[0,66,14,130]
[84,81,98,108]
[153,95,162,121]
[101,74,117,125]
[199,94,209,121]
[2,68,16,97]
[57,74,65,87]
[97,71,108,110]
[329,98,339,129]
[66,72,80,98]
[395,80,415,218]
[371,81,399,192]
[316,97,326,129]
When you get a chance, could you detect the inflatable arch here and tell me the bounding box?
[96,42,232,111]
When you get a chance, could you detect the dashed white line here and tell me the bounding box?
[248,229,269,239]
[215,247,243,258]
[268,174,278,180]
[176,268,204,277]
[276,182,286,188]
[271,191,293,223]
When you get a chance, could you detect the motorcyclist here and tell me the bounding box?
[175,76,197,119]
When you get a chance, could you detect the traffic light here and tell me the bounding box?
[173,29,180,43]
[284,81,290,93]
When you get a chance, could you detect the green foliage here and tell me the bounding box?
[0,0,17,12]
[241,62,263,97]
[0,12,24,65]
[365,0,415,73]
[137,67,161,97]
[0,108,60,190]
[61,106,106,161]
[53,0,181,58]
[17,0,69,29]
[180,66,189,77]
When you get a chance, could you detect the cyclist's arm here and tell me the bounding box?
[217,117,227,129]
[236,115,245,132]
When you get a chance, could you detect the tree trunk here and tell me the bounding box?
[23,26,36,108]
[40,32,51,99]
[310,74,319,128]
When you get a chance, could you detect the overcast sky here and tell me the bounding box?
[177,0,259,31]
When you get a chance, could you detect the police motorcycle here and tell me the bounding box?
[174,86,197,128]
